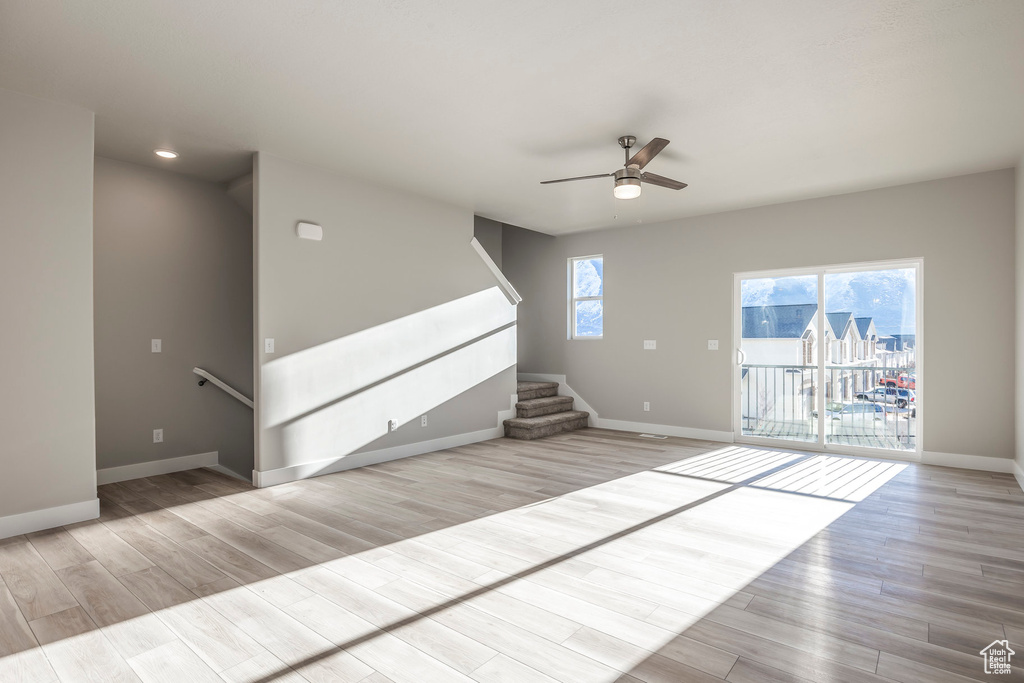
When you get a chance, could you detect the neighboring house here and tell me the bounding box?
[854,317,878,361]
[876,334,916,371]
[741,304,819,366]
[742,305,893,408]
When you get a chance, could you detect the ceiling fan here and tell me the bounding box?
[541,135,688,200]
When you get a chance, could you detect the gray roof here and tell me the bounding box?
[741,304,817,339]
[854,317,874,339]
[826,312,854,338]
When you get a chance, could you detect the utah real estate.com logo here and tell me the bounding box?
[981,640,1015,675]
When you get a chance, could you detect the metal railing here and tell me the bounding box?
[193,367,254,409]
[741,364,915,451]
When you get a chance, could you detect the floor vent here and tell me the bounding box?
[639,433,668,439]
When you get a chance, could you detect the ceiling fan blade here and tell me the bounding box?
[626,138,670,169]
[540,173,612,185]
[641,172,688,190]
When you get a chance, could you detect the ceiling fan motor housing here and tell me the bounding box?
[613,167,642,199]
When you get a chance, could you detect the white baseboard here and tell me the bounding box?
[920,450,1015,473]
[254,427,502,488]
[1014,461,1024,492]
[207,464,253,485]
[496,393,517,430]
[594,418,735,443]
[0,498,99,540]
[97,451,219,485]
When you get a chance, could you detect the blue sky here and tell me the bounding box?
[574,258,603,336]
[741,269,916,335]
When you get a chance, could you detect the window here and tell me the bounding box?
[569,255,603,339]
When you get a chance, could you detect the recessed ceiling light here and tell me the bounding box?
[154,149,178,159]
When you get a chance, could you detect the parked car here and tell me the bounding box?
[857,387,916,409]
[878,374,916,389]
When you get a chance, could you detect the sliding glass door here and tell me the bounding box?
[739,274,819,443]
[735,260,921,456]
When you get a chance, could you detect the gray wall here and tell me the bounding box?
[255,153,516,477]
[505,170,1016,461]
[93,158,254,478]
[473,216,503,269]
[0,88,97,520]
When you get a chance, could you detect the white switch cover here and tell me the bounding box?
[421,415,428,427]
[707,339,719,350]
[265,338,275,353]
[153,429,163,443]
[643,340,657,350]
[643,402,650,412]
[151,339,162,353]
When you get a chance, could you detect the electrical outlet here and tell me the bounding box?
[151,339,162,353]
[707,339,719,351]
[643,340,657,350]
[421,415,428,427]
[388,419,398,432]
[264,338,275,353]
[643,402,650,412]
[153,429,163,443]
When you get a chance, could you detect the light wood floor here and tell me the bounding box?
[2,429,1023,682]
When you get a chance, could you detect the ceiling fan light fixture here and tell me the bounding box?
[613,177,642,200]
[613,167,642,200]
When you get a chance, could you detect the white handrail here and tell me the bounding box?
[470,237,522,306]
[193,367,254,409]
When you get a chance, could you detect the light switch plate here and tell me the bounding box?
[421,415,428,427]
[153,429,163,443]
[643,402,650,412]
[265,338,275,353]
[643,340,657,350]
[151,339,162,353]
[707,339,719,350]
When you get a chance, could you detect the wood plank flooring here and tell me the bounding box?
[1,429,1022,682]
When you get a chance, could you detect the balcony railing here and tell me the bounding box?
[740,364,916,451]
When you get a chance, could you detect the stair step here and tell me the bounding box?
[516,395,574,418]
[517,381,559,401]
[504,410,589,440]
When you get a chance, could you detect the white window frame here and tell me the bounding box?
[568,254,604,340]
[732,257,923,461]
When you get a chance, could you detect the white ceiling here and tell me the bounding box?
[2,1,1022,234]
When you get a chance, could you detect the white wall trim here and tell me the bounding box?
[207,464,253,485]
[97,451,219,485]
[594,418,735,443]
[921,450,1015,474]
[0,498,99,540]
[471,237,521,305]
[254,426,502,488]
[1014,460,1024,492]
[517,373,601,426]
[497,392,517,430]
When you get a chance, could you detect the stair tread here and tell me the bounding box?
[504,410,589,428]
[516,395,573,409]
[517,381,559,392]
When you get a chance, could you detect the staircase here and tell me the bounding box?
[504,381,589,440]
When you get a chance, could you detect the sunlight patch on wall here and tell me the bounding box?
[262,287,515,428]
[276,325,515,468]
